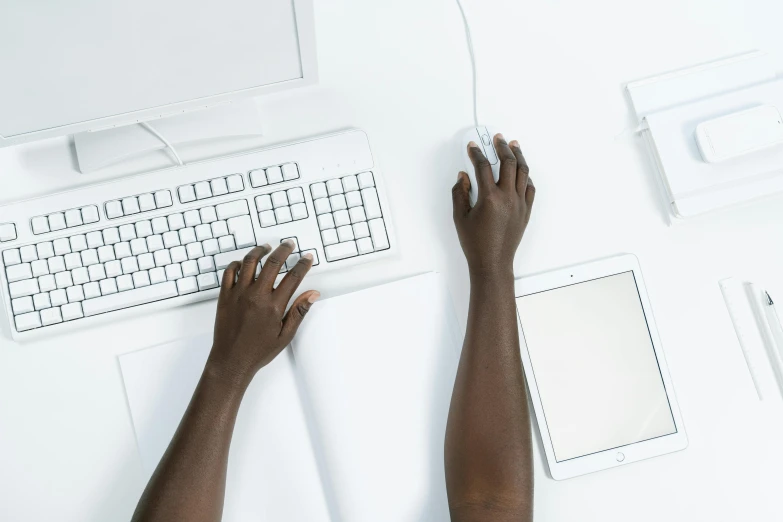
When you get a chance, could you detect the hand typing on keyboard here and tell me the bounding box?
[208,240,320,386]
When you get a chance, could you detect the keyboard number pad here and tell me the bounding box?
[255,188,309,228]
[310,172,389,263]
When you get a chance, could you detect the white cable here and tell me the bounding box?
[140,122,185,166]
[455,0,479,126]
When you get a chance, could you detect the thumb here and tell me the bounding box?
[279,290,320,343]
[452,172,471,218]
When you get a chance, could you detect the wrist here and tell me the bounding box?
[468,265,515,286]
[203,353,254,394]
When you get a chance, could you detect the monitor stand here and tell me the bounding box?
[73,100,264,174]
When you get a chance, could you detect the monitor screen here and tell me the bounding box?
[516,272,677,462]
[0,0,303,138]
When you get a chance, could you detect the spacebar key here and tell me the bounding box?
[82,282,179,317]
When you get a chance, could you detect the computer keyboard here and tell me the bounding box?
[0,130,395,340]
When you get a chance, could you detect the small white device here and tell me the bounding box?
[461,126,501,205]
[514,254,687,480]
[0,130,395,340]
[695,105,783,163]
[0,0,317,162]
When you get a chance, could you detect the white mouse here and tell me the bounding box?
[461,126,501,205]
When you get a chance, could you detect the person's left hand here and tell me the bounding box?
[207,240,320,388]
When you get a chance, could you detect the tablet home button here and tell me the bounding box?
[616,452,625,462]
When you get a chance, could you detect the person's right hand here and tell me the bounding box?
[451,134,535,281]
[207,240,320,388]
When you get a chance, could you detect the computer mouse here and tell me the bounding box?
[461,126,501,205]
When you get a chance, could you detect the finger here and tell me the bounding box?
[220,261,241,291]
[493,133,517,191]
[236,244,270,286]
[452,172,472,217]
[525,177,536,221]
[256,239,296,292]
[274,252,315,303]
[467,142,495,198]
[509,140,530,195]
[279,290,321,343]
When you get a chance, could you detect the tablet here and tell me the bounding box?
[514,254,687,480]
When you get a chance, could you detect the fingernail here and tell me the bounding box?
[468,141,480,149]
[509,140,519,148]
[302,252,313,261]
[496,133,505,142]
[283,239,295,248]
[307,291,321,304]
[262,243,271,250]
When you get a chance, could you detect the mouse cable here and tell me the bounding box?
[455,0,479,127]
[140,121,185,166]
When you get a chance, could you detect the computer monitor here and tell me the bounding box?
[0,0,317,149]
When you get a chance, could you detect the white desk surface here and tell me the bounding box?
[2,0,783,520]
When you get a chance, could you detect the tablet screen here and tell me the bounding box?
[516,271,676,462]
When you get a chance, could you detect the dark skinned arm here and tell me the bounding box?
[446,134,536,522]
[131,240,320,522]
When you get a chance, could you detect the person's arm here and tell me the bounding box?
[446,134,536,522]
[131,241,320,522]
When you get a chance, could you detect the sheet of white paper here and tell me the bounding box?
[119,335,330,522]
[292,273,461,522]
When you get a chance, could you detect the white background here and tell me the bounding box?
[1,0,783,520]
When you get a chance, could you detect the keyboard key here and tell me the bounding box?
[179,228,197,245]
[182,260,199,277]
[282,163,299,180]
[31,216,50,235]
[135,220,153,238]
[197,272,219,290]
[211,178,229,196]
[115,242,132,259]
[342,175,359,192]
[155,191,173,208]
[3,249,21,266]
[37,242,54,259]
[311,183,327,199]
[228,216,255,248]
[133,271,151,288]
[105,201,123,218]
[349,206,367,223]
[358,171,375,189]
[138,193,156,212]
[195,224,213,241]
[50,289,68,306]
[49,212,66,231]
[369,219,390,250]
[119,224,137,241]
[53,238,71,255]
[345,191,363,208]
[165,264,183,281]
[361,188,383,219]
[318,214,335,230]
[333,210,350,227]
[216,200,249,220]
[291,203,308,221]
[186,242,204,260]
[177,276,199,295]
[321,229,338,246]
[83,282,101,299]
[184,210,201,227]
[266,166,283,184]
[214,246,256,270]
[33,292,51,310]
[327,179,344,195]
[31,259,49,277]
[194,181,212,200]
[154,250,172,267]
[82,281,178,316]
[259,211,276,228]
[66,285,85,303]
[7,263,32,283]
[198,256,216,273]
[48,256,66,273]
[226,174,244,193]
[12,296,34,315]
[65,209,83,228]
[70,235,88,252]
[250,169,268,188]
[152,217,169,234]
[168,214,185,231]
[86,231,104,248]
[275,206,293,224]
[314,199,331,215]
[72,267,89,285]
[38,274,56,292]
[325,241,358,261]
[337,225,355,242]
[88,264,107,281]
[353,221,370,239]
[203,239,219,256]
[149,267,167,284]
[178,185,196,203]
[15,312,42,332]
[55,271,73,289]
[100,278,118,295]
[104,260,122,278]
[40,307,63,326]
[130,238,149,256]
[61,303,84,321]
[147,235,164,252]
[98,245,115,263]
[218,235,236,253]
[272,191,289,208]
[163,231,181,249]
[138,253,155,270]
[81,206,100,223]
[287,188,305,204]
[200,206,218,224]
[103,228,120,245]
[81,249,99,266]
[121,257,139,274]
[170,245,188,263]
[286,253,301,270]
[211,221,229,237]
[122,197,140,215]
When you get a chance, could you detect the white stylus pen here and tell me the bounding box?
[763,292,783,368]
